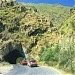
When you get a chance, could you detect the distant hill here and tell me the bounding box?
[20,3,70,27]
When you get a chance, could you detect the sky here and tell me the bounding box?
[16,0,74,7]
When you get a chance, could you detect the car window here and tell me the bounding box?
[31,60,36,62]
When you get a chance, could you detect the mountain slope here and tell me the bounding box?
[0,2,70,51]
[0,1,75,74]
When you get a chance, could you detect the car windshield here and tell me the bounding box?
[30,60,36,62]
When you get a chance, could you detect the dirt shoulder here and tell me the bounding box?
[39,62,73,75]
[0,64,13,75]
[55,68,73,75]
[0,72,3,75]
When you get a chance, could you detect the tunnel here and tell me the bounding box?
[3,49,25,64]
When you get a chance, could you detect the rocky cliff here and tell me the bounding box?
[0,1,74,62]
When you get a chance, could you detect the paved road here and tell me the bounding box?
[0,65,63,75]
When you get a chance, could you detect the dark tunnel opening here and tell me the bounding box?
[3,50,25,64]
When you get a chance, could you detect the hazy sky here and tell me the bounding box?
[16,0,74,7]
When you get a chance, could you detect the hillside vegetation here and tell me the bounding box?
[0,1,75,74]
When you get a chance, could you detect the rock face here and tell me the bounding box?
[0,40,25,64]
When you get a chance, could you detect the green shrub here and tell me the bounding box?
[16,57,24,64]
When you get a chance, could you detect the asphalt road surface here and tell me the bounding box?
[0,65,63,75]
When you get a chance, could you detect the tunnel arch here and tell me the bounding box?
[3,49,25,64]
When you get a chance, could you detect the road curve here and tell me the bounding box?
[0,65,63,75]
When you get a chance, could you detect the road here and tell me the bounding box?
[0,65,63,75]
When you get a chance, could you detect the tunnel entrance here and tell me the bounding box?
[3,50,25,64]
